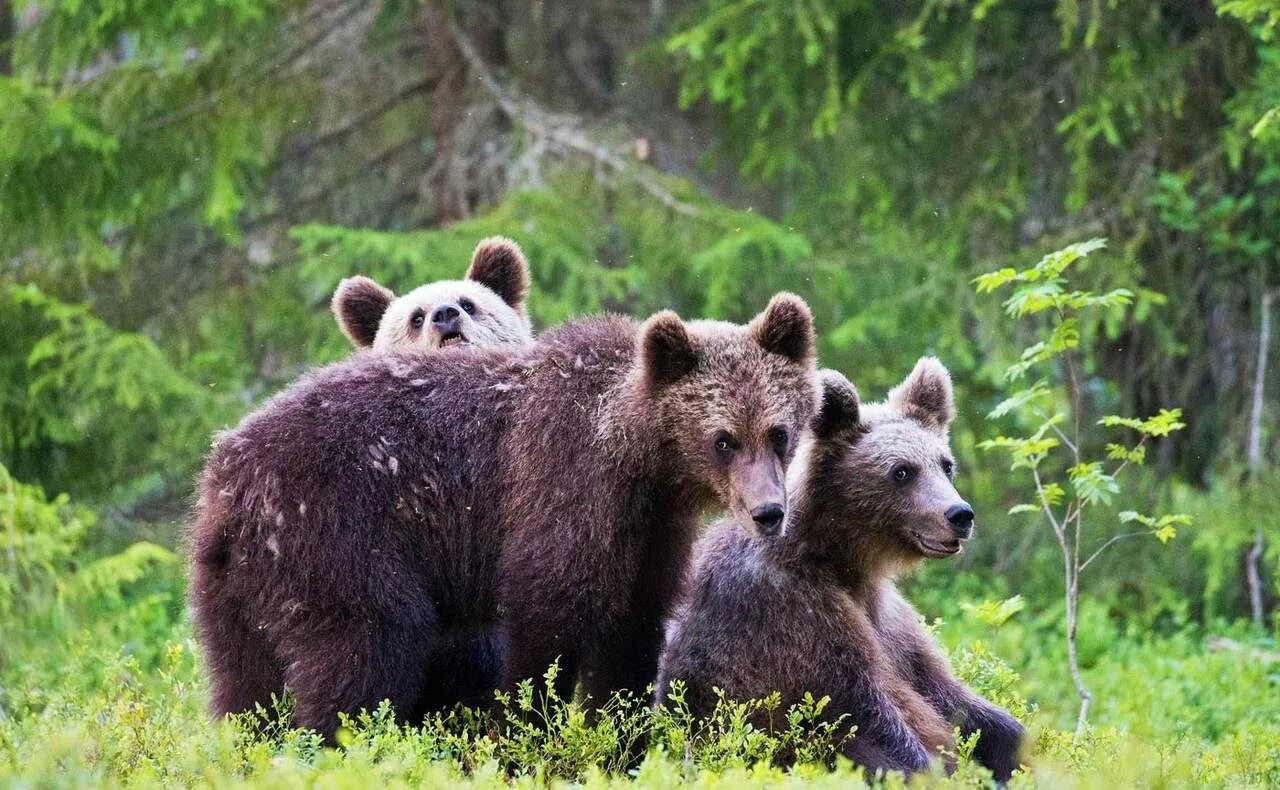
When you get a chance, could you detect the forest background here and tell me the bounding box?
[2,0,1280,786]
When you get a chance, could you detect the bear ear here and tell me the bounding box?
[638,310,698,389]
[813,369,861,440]
[332,276,395,348]
[466,236,529,309]
[888,357,955,430]
[750,292,815,363]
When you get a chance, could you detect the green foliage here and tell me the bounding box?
[1,483,1276,787]
[293,169,824,335]
[0,284,225,499]
[0,463,94,621]
[0,78,121,268]
[976,240,1186,544]
[960,595,1027,630]
[0,0,1277,784]
[2,0,305,268]
[975,239,1191,730]
[0,462,181,719]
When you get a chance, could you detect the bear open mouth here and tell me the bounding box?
[438,331,469,348]
[912,533,962,558]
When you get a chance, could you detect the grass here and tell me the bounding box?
[2,554,1278,788]
[2,474,1277,787]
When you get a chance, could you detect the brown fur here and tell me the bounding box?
[189,294,819,739]
[331,236,532,351]
[656,361,1024,779]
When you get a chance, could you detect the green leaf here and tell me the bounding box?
[1048,318,1080,352]
[1118,511,1191,543]
[1139,408,1187,437]
[1040,482,1066,506]
[1068,462,1120,507]
[987,380,1050,419]
[1100,415,1143,430]
[1106,443,1146,464]
[972,267,1018,293]
[960,595,1026,628]
[1032,237,1107,278]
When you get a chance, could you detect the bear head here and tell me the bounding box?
[331,236,532,352]
[627,293,820,538]
[803,358,973,570]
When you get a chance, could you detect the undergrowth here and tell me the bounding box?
[2,466,1278,788]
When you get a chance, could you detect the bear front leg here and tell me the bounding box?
[843,730,933,777]
[579,607,666,707]
[835,688,935,776]
[895,620,1024,780]
[830,610,946,776]
[499,615,580,706]
[956,698,1025,782]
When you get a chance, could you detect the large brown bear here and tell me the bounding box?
[331,236,532,351]
[656,361,1024,780]
[189,294,819,739]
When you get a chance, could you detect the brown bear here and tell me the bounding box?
[189,294,819,740]
[655,360,1024,780]
[331,236,532,351]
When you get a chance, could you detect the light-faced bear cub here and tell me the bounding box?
[656,360,1024,780]
[190,294,820,741]
[331,236,532,351]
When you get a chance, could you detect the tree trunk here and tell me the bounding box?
[1245,289,1272,629]
[0,0,12,76]
[1061,516,1091,737]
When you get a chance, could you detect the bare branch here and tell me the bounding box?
[1033,466,1066,544]
[1246,288,1274,628]
[1108,435,1150,480]
[1034,406,1079,454]
[1079,531,1148,573]
[447,22,696,216]
[125,0,368,137]
[284,76,435,161]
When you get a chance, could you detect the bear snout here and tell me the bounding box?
[432,304,463,334]
[750,503,785,536]
[945,502,975,540]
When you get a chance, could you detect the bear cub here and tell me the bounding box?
[656,359,1024,780]
[331,235,532,351]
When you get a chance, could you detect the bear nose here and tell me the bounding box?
[432,304,461,331]
[751,503,785,536]
[946,503,975,539]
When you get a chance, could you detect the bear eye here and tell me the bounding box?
[891,464,916,485]
[941,459,955,478]
[712,431,737,460]
[768,426,789,457]
[459,297,476,315]
[410,309,426,329]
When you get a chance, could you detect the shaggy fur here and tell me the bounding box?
[189,294,819,739]
[331,236,532,351]
[656,361,1024,780]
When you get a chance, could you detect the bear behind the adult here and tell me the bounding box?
[331,236,533,352]
[190,296,820,739]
